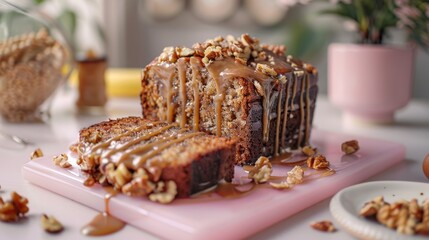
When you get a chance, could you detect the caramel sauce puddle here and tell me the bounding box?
[81,187,125,236]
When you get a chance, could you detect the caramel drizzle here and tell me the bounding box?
[297,73,307,147]
[305,168,336,180]
[177,58,187,128]
[118,128,187,161]
[262,81,275,145]
[89,122,209,172]
[91,123,160,152]
[304,72,312,145]
[290,73,298,148]
[208,59,273,142]
[166,69,176,123]
[103,123,179,160]
[190,57,201,131]
[281,78,292,150]
[133,132,204,168]
[274,80,285,156]
[206,65,225,137]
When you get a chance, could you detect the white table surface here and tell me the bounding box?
[0,87,428,240]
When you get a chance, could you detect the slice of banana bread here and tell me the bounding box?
[77,116,236,201]
[141,34,318,165]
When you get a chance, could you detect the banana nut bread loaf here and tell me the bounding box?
[76,116,236,202]
[141,34,318,165]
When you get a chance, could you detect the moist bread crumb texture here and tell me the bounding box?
[141,34,318,165]
[77,117,236,199]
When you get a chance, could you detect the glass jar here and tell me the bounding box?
[0,1,73,122]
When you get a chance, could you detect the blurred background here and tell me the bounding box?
[6,0,429,99]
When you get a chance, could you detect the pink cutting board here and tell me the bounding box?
[22,129,405,239]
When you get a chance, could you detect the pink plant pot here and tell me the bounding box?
[328,43,415,124]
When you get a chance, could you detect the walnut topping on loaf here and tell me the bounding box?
[76,117,236,201]
[141,34,318,165]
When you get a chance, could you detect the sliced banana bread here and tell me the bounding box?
[77,116,236,201]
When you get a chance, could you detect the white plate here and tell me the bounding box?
[330,181,429,240]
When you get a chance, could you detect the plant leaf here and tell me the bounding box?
[58,9,77,38]
[33,0,46,5]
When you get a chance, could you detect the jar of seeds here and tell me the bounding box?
[0,1,73,122]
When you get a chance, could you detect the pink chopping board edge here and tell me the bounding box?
[22,129,405,239]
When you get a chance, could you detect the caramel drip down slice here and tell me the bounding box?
[281,79,291,150]
[190,57,201,131]
[274,81,285,156]
[297,73,307,147]
[177,58,187,128]
[290,73,299,148]
[166,69,176,123]
[133,132,205,168]
[261,81,275,145]
[304,73,311,145]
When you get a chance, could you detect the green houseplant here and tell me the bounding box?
[325,0,429,124]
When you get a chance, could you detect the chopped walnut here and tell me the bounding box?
[40,214,63,233]
[341,140,359,155]
[360,197,429,236]
[69,143,79,154]
[307,154,330,170]
[203,45,223,64]
[286,165,304,185]
[311,220,336,232]
[30,148,44,160]
[158,46,178,63]
[377,201,417,234]
[52,153,71,168]
[175,47,194,57]
[248,156,272,184]
[256,63,278,77]
[0,192,29,222]
[105,163,132,190]
[302,146,317,157]
[122,168,155,197]
[87,130,102,144]
[416,200,429,235]
[148,181,177,204]
[360,196,387,217]
[83,176,96,187]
